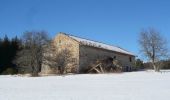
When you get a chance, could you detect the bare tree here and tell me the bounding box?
[139,28,168,72]
[14,31,50,76]
[42,41,72,74]
[42,42,58,73]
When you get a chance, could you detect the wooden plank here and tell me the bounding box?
[99,65,104,73]
[88,63,101,72]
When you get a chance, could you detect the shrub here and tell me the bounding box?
[1,67,17,75]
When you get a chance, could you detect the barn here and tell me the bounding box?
[41,32,135,74]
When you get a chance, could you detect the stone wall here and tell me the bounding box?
[53,33,80,73]
[79,45,135,72]
[41,33,80,74]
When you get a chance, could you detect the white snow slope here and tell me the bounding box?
[0,71,170,100]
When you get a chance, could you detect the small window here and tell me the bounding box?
[129,57,132,62]
[59,40,61,43]
[72,58,76,62]
[113,56,116,59]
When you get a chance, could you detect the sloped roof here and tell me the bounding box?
[61,33,135,56]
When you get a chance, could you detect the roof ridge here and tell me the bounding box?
[60,32,120,48]
[59,32,135,56]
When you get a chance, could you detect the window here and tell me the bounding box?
[72,58,77,62]
[129,57,132,62]
[113,56,116,59]
[59,40,61,43]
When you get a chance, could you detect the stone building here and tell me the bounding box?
[41,32,135,74]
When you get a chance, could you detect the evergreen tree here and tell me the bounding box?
[135,59,144,70]
[0,35,20,74]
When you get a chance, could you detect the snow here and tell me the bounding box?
[0,71,170,100]
[68,34,135,56]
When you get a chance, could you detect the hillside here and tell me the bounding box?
[0,71,170,100]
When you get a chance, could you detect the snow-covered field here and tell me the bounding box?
[0,71,170,100]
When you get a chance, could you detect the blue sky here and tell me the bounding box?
[0,0,170,60]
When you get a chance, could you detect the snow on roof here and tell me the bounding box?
[63,33,135,56]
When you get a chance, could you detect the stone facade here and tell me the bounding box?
[41,32,135,74]
[41,33,80,74]
[79,45,135,72]
[53,33,80,73]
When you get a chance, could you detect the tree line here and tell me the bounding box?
[0,31,71,76]
[0,28,170,75]
[135,58,170,70]
[0,35,20,74]
[0,31,50,76]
